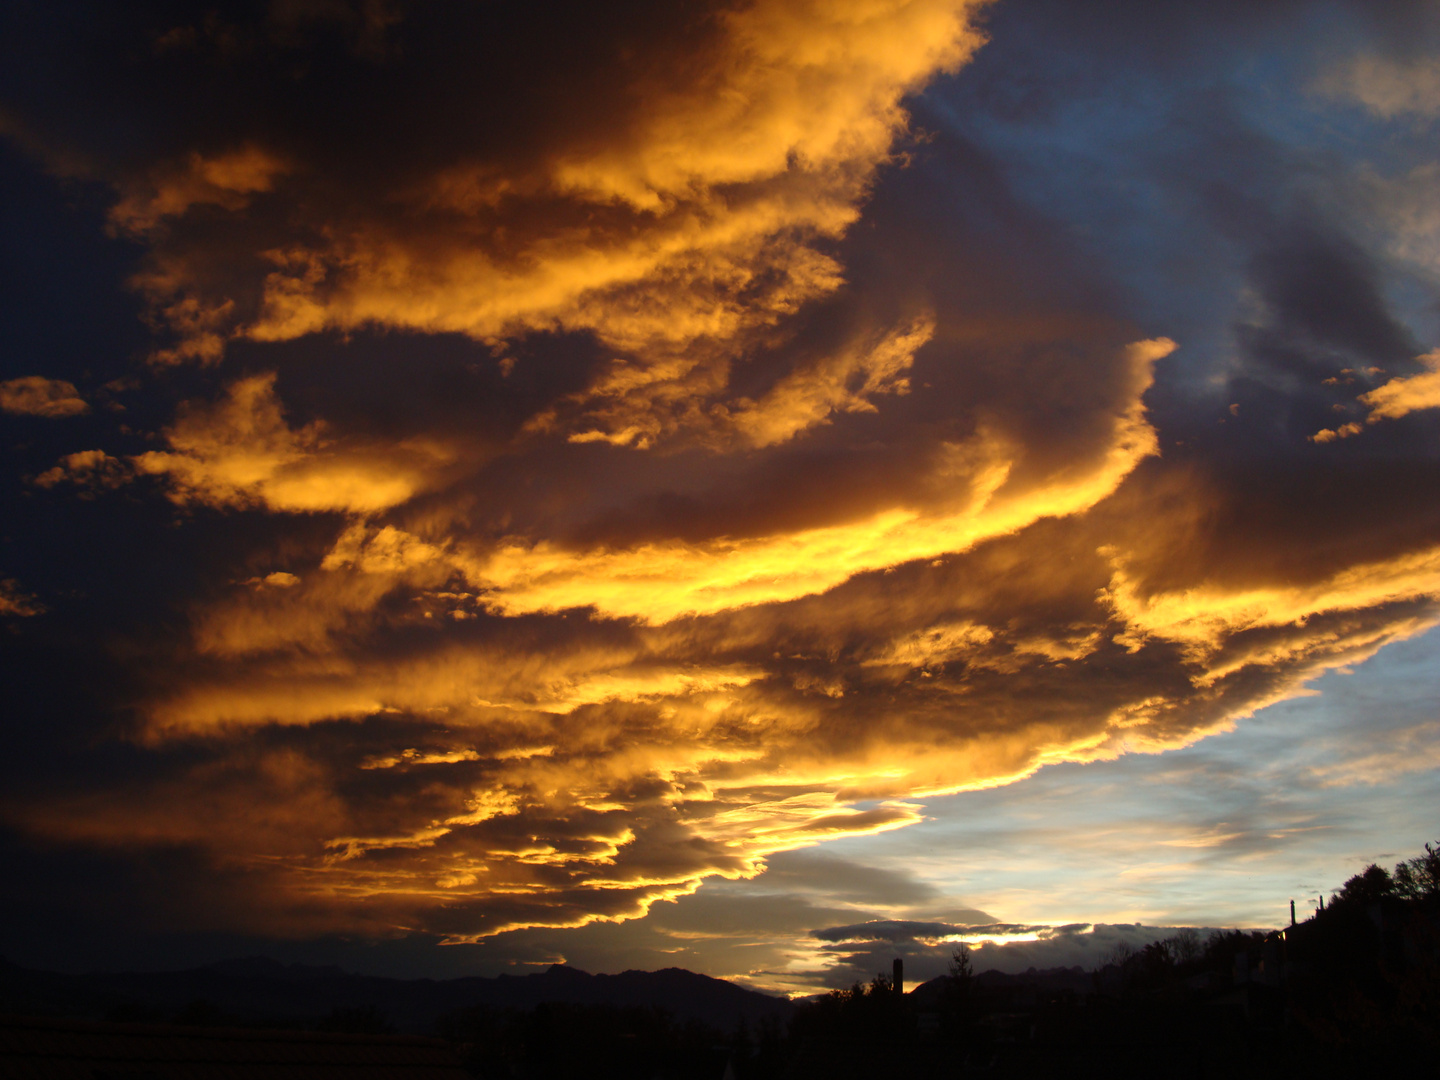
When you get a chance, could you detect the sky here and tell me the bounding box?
[2,0,1440,997]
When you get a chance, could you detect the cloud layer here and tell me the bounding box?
[2,0,1440,983]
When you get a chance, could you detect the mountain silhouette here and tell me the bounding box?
[0,956,792,1033]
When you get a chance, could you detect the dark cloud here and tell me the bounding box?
[747,851,958,910]
[814,920,980,943]
[1243,225,1418,375]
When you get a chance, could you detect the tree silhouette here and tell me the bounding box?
[1103,940,1136,968]
[948,943,973,988]
[1393,841,1440,901]
[1333,863,1395,906]
[1166,928,1202,965]
[943,942,977,1030]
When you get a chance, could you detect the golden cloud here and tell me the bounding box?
[1312,348,1440,440]
[11,0,1440,950]
[96,439,1440,940]
[1357,347,1440,421]
[463,338,1172,621]
[73,0,992,449]
[728,316,935,448]
[17,479,1440,942]
[133,373,451,513]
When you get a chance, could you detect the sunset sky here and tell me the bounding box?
[3,0,1440,997]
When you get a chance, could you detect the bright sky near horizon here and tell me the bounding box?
[2,0,1440,997]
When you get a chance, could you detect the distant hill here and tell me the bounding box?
[0,955,793,1034]
[909,965,1093,1003]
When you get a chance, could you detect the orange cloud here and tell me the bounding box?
[458,338,1170,620]
[79,0,992,446]
[33,450,129,492]
[133,373,450,513]
[1099,542,1440,669]
[14,1,1440,954]
[26,460,1440,941]
[729,316,935,448]
[1356,347,1440,422]
[109,144,289,236]
[0,578,43,617]
[1309,422,1363,442]
[1312,348,1440,441]
[0,376,88,417]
